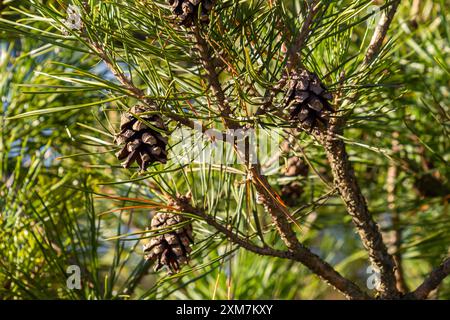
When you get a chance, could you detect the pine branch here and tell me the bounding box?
[387,132,408,294]
[363,0,401,65]
[253,0,401,298]
[407,258,450,300]
[296,0,404,298]
[171,196,370,300]
[259,77,401,298]
[186,20,372,300]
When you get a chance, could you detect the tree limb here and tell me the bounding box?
[363,0,401,65]
[302,0,403,298]
[172,197,370,300]
[315,124,400,299]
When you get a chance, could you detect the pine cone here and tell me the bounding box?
[143,212,194,273]
[283,69,334,129]
[414,174,450,198]
[114,105,168,171]
[168,0,215,27]
[284,156,309,177]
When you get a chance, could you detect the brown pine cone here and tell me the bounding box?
[143,212,194,273]
[114,105,168,171]
[284,156,309,177]
[168,0,215,27]
[283,69,334,129]
[281,181,304,207]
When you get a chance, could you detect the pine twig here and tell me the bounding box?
[315,124,400,299]
[387,132,408,294]
[407,258,450,300]
[285,0,321,72]
[192,25,239,129]
[363,0,401,65]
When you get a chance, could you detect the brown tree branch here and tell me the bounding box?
[192,26,239,129]
[363,0,401,65]
[315,124,400,299]
[300,0,403,298]
[285,0,320,72]
[172,197,369,300]
[261,105,400,298]
[407,258,450,300]
[386,132,409,294]
[188,24,372,300]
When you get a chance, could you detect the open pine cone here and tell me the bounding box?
[283,156,309,177]
[168,0,215,27]
[114,105,168,171]
[143,212,194,273]
[283,69,334,129]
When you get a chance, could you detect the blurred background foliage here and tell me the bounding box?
[0,0,448,299]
